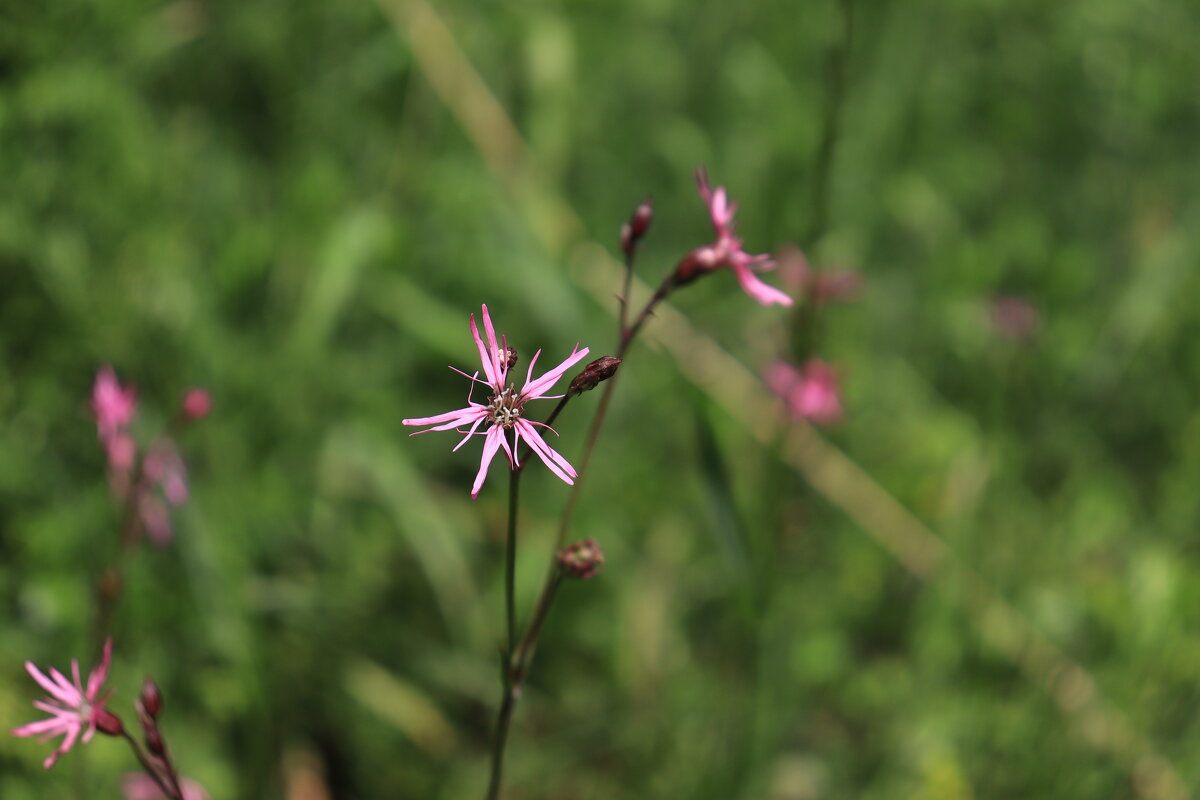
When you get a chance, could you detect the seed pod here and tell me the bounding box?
[568,357,622,397]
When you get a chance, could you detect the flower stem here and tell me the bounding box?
[120,731,181,800]
[484,274,671,799]
[505,466,520,656]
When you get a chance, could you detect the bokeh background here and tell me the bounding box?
[3,0,1200,797]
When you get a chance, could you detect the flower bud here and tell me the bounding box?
[503,346,519,371]
[181,388,211,421]
[93,708,125,736]
[140,678,162,718]
[558,538,605,580]
[146,727,166,757]
[568,357,622,397]
[620,198,653,256]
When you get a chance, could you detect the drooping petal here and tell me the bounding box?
[521,345,591,399]
[470,426,507,499]
[515,420,576,485]
[451,413,489,452]
[731,261,793,307]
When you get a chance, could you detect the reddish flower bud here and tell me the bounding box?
[503,346,519,371]
[558,538,605,580]
[94,708,125,736]
[181,388,212,421]
[146,727,166,757]
[140,678,162,718]
[568,357,622,397]
[620,198,653,256]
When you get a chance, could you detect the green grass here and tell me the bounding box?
[2,0,1200,797]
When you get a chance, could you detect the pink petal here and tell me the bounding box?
[86,639,112,700]
[515,421,576,485]
[469,312,499,387]
[470,427,507,499]
[451,414,489,452]
[480,304,506,384]
[732,262,793,307]
[12,718,70,738]
[403,406,485,430]
[25,663,78,706]
[521,345,591,399]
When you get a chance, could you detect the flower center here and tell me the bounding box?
[487,387,523,429]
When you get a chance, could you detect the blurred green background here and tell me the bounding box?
[3,0,1200,797]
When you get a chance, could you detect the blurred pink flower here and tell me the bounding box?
[990,294,1041,342]
[766,359,844,426]
[777,247,862,305]
[403,304,591,498]
[92,367,138,442]
[181,388,212,421]
[139,438,189,544]
[676,168,791,307]
[122,773,211,800]
[12,639,115,769]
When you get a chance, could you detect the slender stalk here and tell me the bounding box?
[485,274,671,799]
[505,468,520,655]
[120,731,180,800]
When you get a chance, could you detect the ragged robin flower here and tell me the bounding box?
[673,168,793,307]
[402,305,590,498]
[11,638,118,769]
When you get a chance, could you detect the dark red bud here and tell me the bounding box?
[140,678,162,718]
[568,357,622,397]
[146,727,165,757]
[558,538,605,580]
[503,346,519,371]
[93,708,125,736]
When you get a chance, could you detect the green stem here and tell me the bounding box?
[484,272,671,799]
[505,467,520,656]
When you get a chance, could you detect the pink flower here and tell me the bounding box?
[180,388,212,421]
[122,773,211,800]
[989,294,1041,342]
[766,359,844,426]
[139,438,189,544]
[676,168,792,307]
[403,305,591,498]
[92,367,138,442]
[777,247,862,305]
[12,639,115,769]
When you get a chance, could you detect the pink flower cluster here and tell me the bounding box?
[403,305,590,498]
[11,639,117,769]
[675,168,792,307]
[91,367,209,544]
[766,359,844,426]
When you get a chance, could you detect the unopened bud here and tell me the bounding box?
[181,388,211,421]
[503,346,519,371]
[620,198,653,255]
[94,708,125,736]
[558,538,605,580]
[672,245,719,288]
[146,727,165,757]
[568,357,622,397]
[140,678,162,718]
